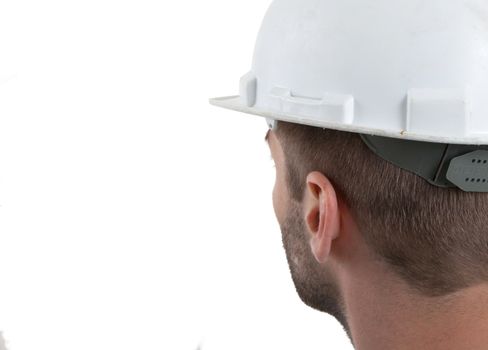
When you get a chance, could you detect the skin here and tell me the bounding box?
[265,128,488,350]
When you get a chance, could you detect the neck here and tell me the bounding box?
[334,203,488,350]
[343,261,488,350]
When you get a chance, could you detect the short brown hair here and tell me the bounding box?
[275,121,488,298]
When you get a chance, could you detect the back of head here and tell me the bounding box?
[275,121,488,298]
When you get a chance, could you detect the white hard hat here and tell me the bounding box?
[210,0,488,192]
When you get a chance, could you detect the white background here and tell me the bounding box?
[0,0,353,349]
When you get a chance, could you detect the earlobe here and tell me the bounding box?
[304,172,341,264]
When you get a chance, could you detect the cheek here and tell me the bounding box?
[272,169,287,223]
[272,181,278,220]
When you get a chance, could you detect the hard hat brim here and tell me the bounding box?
[209,95,488,145]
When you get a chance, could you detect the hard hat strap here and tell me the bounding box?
[359,134,488,193]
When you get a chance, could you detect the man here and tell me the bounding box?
[211,0,488,348]
[262,121,488,350]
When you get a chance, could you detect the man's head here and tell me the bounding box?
[265,120,488,337]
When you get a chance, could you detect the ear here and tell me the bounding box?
[304,171,341,264]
